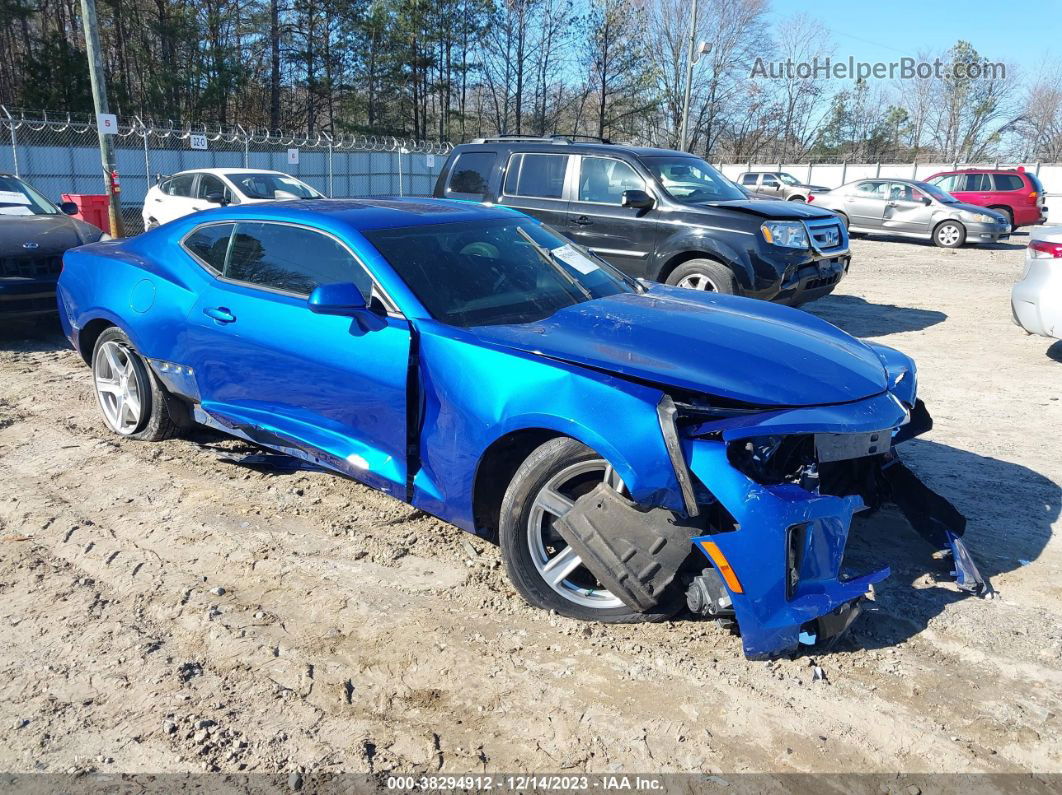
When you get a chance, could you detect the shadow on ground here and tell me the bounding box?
[832,438,1058,652]
[854,233,1026,251]
[1048,340,1062,363]
[806,294,947,337]
[0,314,68,354]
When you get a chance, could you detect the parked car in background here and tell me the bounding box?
[1,173,109,318]
[809,179,1011,248]
[1012,228,1062,340]
[142,168,322,229]
[736,171,828,202]
[56,197,989,659]
[926,168,1047,231]
[434,137,849,306]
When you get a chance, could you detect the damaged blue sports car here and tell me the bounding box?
[56,198,990,659]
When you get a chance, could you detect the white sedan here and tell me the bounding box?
[141,168,322,229]
[1012,228,1062,340]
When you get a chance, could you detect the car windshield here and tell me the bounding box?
[917,182,958,203]
[0,175,59,216]
[364,218,634,328]
[227,172,321,200]
[778,173,801,186]
[641,156,745,203]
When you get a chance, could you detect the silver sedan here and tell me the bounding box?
[1012,229,1062,340]
[809,178,1011,248]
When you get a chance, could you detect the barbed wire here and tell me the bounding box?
[0,107,454,154]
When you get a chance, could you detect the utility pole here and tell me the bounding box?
[678,0,699,153]
[80,0,125,237]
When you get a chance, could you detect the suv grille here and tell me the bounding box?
[804,217,848,255]
[0,255,63,279]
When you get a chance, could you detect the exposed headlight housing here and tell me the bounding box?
[760,221,809,249]
[98,232,113,242]
[965,212,996,224]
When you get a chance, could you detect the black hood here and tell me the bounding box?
[697,199,837,220]
[0,214,101,257]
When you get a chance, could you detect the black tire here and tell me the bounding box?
[991,207,1013,229]
[933,220,967,248]
[91,327,180,442]
[664,258,737,294]
[787,194,807,202]
[499,437,681,623]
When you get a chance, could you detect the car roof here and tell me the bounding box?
[928,167,1026,175]
[453,140,701,159]
[190,197,523,232]
[172,168,290,177]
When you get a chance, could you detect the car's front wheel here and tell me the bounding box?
[499,437,680,623]
[92,327,179,441]
[933,220,966,248]
[665,259,736,294]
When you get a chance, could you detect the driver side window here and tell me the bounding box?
[577,157,644,204]
[220,222,374,299]
[197,174,233,203]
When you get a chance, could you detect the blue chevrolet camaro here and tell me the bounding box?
[56,198,989,658]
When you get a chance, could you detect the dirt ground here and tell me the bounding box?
[0,231,1060,778]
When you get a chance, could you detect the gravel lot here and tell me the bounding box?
[0,232,1060,777]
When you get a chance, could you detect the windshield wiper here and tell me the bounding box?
[515,227,594,301]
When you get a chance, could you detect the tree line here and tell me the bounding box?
[2,0,1060,161]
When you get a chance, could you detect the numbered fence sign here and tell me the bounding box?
[97,113,118,135]
[287,148,300,165]
[190,134,208,150]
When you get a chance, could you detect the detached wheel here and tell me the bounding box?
[665,259,736,294]
[499,437,679,623]
[92,327,178,441]
[933,220,966,248]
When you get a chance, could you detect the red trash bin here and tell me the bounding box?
[61,194,110,232]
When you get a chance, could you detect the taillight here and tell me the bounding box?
[1029,240,1062,258]
[1029,191,1038,201]
[806,194,815,203]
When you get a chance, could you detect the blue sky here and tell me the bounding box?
[769,0,1061,80]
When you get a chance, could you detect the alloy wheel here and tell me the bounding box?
[94,340,145,435]
[526,459,627,609]
[676,272,718,291]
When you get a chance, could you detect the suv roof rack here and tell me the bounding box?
[469,133,614,145]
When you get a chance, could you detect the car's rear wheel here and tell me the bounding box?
[92,327,179,441]
[665,259,736,294]
[787,195,806,202]
[499,437,680,623]
[933,220,966,248]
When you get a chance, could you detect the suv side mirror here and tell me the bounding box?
[205,191,228,205]
[308,282,367,316]
[58,201,79,215]
[922,197,932,206]
[621,189,654,209]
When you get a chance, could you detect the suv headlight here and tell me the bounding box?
[760,221,809,249]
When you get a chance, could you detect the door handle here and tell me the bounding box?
[573,215,593,226]
[192,206,203,211]
[203,306,236,324]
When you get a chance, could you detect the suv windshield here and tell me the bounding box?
[364,219,633,327]
[227,172,321,200]
[0,175,59,216]
[778,173,801,186]
[640,156,745,203]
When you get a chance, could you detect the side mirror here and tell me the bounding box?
[59,201,79,216]
[205,191,228,205]
[621,189,655,209]
[307,282,367,316]
[922,197,933,206]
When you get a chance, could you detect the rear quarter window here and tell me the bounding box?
[183,223,235,272]
[993,174,1024,191]
[445,152,497,199]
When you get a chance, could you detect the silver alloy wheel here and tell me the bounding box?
[937,224,961,246]
[676,272,719,291]
[94,340,144,435]
[527,459,627,609]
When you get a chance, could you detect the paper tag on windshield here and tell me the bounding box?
[0,206,33,216]
[551,244,599,275]
[0,190,31,205]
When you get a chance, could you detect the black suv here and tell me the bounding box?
[432,137,849,304]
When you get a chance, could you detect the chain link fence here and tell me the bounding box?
[0,107,453,231]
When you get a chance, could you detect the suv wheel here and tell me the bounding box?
[665,259,736,294]
[933,220,966,248]
[991,207,1013,229]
